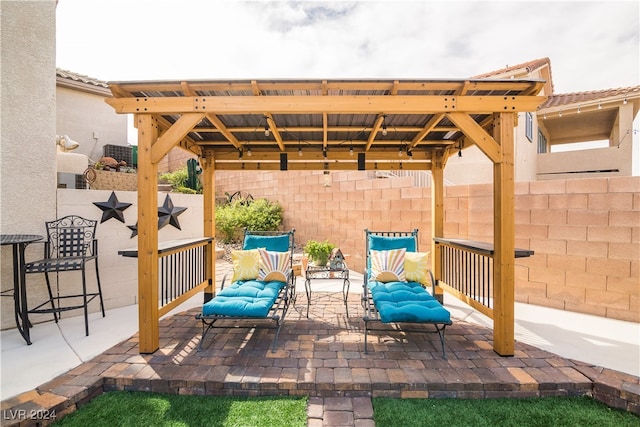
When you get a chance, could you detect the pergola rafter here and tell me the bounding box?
[105,78,546,355]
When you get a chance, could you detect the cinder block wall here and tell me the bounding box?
[215,171,639,323]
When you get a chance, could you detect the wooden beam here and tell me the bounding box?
[212,160,432,171]
[151,113,204,164]
[431,150,445,303]
[105,95,544,115]
[205,113,242,149]
[492,112,516,356]
[202,154,216,303]
[366,114,385,151]
[136,114,159,354]
[264,113,285,151]
[446,112,501,163]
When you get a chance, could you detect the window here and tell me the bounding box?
[525,112,533,142]
[537,130,547,153]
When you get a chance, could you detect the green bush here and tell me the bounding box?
[160,166,202,194]
[216,198,283,243]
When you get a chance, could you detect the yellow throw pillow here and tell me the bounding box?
[370,248,406,282]
[404,251,430,285]
[231,249,261,282]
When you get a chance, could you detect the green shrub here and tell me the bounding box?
[160,166,202,194]
[216,198,283,243]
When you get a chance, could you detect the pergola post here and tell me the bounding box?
[202,154,216,303]
[136,114,160,354]
[430,151,445,304]
[492,112,516,356]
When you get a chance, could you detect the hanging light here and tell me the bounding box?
[238,149,243,159]
[298,141,303,157]
[246,143,252,157]
[598,103,602,109]
[264,116,270,137]
[577,106,581,114]
[349,141,354,157]
[407,148,413,161]
[623,96,628,105]
[381,115,388,136]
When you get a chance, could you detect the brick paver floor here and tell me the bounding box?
[2,283,639,426]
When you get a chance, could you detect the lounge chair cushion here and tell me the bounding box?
[202,280,286,317]
[368,234,417,252]
[258,249,290,282]
[404,251,430,285]
[368,280,451,324]
[231,249,261,281]
[370,248,406,282]
[243,234,290,252]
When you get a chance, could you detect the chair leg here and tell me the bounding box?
[43,272,59,323]
[81,267,89,336]
[94,259,105,317]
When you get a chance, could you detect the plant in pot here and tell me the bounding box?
[304,239,336,266]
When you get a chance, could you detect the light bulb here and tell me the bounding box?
[349,147,354,156]
[382,125,387,136]
[265,127,270,137]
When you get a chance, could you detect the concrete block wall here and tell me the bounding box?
[215,171,639,323]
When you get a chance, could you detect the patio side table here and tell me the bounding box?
[1,234,43,345]
[304,264,350,318]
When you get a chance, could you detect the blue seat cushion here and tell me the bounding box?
[202,280,286,317]
[368,280,451,324]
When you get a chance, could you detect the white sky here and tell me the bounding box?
[55,0,639,94]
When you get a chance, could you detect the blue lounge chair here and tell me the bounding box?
[362,229,452,358]
[196,229,296,352]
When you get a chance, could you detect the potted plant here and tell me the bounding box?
[303,239,336,266]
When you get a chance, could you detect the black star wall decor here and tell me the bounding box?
[93,191,132,223]
[158,194,187,230]
[127,223,138,238]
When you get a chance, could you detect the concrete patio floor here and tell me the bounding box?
[1,261,639,426]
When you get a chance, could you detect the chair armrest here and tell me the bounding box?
[220,271,231,290]
[428,269,437,295]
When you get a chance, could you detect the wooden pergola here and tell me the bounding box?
[105,78,546,355]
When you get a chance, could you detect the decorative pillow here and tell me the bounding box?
[243,234,290,252]
[404,251,430,285]
[231,249,261,282]
[258,249,291,282]
[370,248,406,282]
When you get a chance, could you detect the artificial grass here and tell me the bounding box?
[53,391,307,427]
[372,396,639,427]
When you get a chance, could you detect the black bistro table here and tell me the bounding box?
[1,234,43,344]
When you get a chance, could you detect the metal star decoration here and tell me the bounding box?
[127,222,138,238]
[93,191,132,223]
[157,194,187,230]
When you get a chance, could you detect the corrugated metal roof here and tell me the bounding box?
[105,78,547,170]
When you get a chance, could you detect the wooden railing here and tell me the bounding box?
[119,237,213,317]
[434,238,534,319]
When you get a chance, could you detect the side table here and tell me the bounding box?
[304,264,350,317]
[1,234,43,345]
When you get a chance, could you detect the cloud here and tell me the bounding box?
[55,0,639,93]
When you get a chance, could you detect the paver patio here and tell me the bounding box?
[1,267,639,426]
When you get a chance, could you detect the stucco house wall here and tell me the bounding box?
[0,2,58,326]
[56,83,128,163]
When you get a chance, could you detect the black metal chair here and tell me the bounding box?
[24,215,105,336]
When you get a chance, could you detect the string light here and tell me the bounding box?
[381,115,388,136]
[246,143,252,157]
[264,116,270,137]
[298,141,303,157]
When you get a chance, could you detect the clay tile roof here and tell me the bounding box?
[473,57,552,79]
[539,86,640,109]
[56,68,108,88]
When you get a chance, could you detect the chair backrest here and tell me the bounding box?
[45,215,98,259]
[364,228,418,282]
[242,229,296,269]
